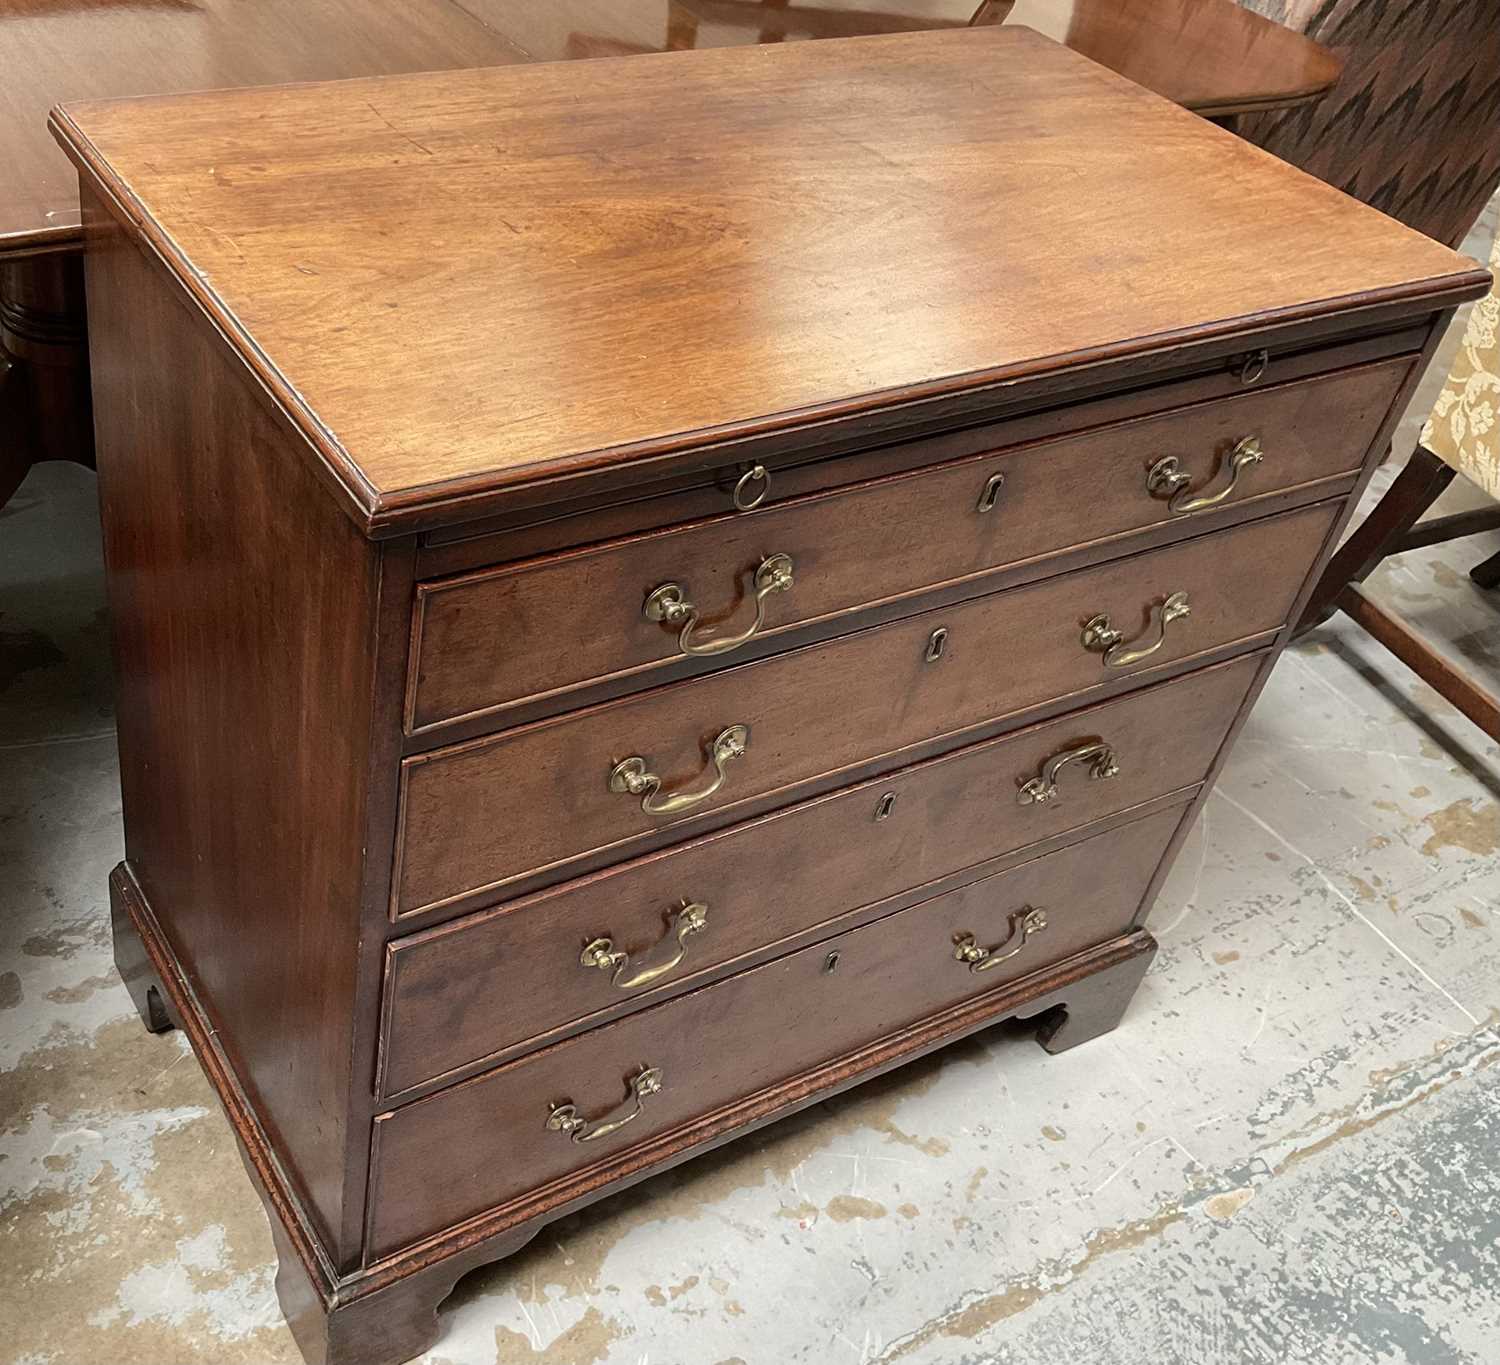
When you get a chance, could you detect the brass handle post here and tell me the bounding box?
[546,1066,663,1144]
[645,553,794,657]
[581,902,708,991]
[609,724,750,817]
[1147,436,1264,516]
[1017,741,1119,805]
[1081,590,1191,669]
[953,908,1048,973]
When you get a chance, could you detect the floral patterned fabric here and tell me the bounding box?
[1422,234,1500,500]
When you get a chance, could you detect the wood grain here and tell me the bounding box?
[0,0,526,256]
[395,501,1337,914]
[408,357,1408,730]
[368,803,1185,1257]
[49,28,1485,534]
[380,654,1259,1097]
[82,198,385,1262]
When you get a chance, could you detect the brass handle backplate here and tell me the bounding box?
[547,1066,663,1144]
[609,724,749,817]
[581,902,708,991]
[953,908,1048,973]
[1018,741,1120,805]
[645,554,794,657]
[1082,591,1191,669]
[1147,436,1264,516]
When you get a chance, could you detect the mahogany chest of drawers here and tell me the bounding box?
[51,27,1487,1365]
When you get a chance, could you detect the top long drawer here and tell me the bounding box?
[405,358,1407,733]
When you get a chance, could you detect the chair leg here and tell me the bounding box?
[1339,585,1500,740]
[1471,546,1500,590]
[1297,445,1456,636]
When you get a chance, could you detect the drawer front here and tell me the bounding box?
[369,803,1184,1256]
[380,653,1260,1097]
[395,501,1335,914]
[407,359,1404,731]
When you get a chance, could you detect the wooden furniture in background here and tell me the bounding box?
[1244,0,1500,735]
[0,0,1339,505]
[1299,232,1500,739]
[52,28,1482,1365]
[467,0,1341,119]
[0,0,528,504]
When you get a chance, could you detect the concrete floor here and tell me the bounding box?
[4,232,1500,1364]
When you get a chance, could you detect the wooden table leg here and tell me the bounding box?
[0,252,94,505]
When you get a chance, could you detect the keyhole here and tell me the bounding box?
[875,792,898,822]
[926,628,948,663]
[824,951,841,974]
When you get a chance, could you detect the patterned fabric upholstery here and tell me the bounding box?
[1235,0,1500,249]
[1421,233,1500,500]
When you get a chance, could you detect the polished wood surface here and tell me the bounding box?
[119,854,1158,1365]
[409,357,1407,731]
[1,0,1337,258]
[0,252,91,499]
[370,803,1186,1257]
[381,654,1259,1098]
[81,195,400,1262]
[459,0,1340,118]
[413,325,1427,576]
[0,0,525,257]
[63,28,1483,1365]
[50,29,1482,533]
[396,500,1335,914]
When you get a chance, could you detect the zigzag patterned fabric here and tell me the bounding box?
[1237,0,1500,249]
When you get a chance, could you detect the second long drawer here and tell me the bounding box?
[394,500,1336,914]
[380,652,1260,1096]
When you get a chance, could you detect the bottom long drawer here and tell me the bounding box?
[366,801,1187,1256]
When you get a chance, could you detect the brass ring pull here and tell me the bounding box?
[581,902,708,991]
[1017,741,1119,805]
[733,463,771,511]
[609,724,750,817]
[1147,436,1264,516]
[644,554,794,657]
[1235,349,1269,385]
[953,908,1048,973]
[1081,590,1191,669]
[546,1066,663,1144]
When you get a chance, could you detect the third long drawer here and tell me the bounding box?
[378,651,1261,1098]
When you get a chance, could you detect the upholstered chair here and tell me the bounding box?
[1300,231,1500,738]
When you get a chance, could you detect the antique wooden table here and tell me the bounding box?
[1,0,1340,503]
[53,24,1480,1365]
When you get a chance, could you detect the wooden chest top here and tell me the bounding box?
[50,26,1484,533]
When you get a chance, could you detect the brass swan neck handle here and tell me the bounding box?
[1147,435,1264,516]
[1017,741,1120,805]
[645,554,794,658]
[581,902,709,991]
[546,1066,664,1144]
[953,908,1049,973]
[1081,591,1191,669]
[609,724,750,817]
